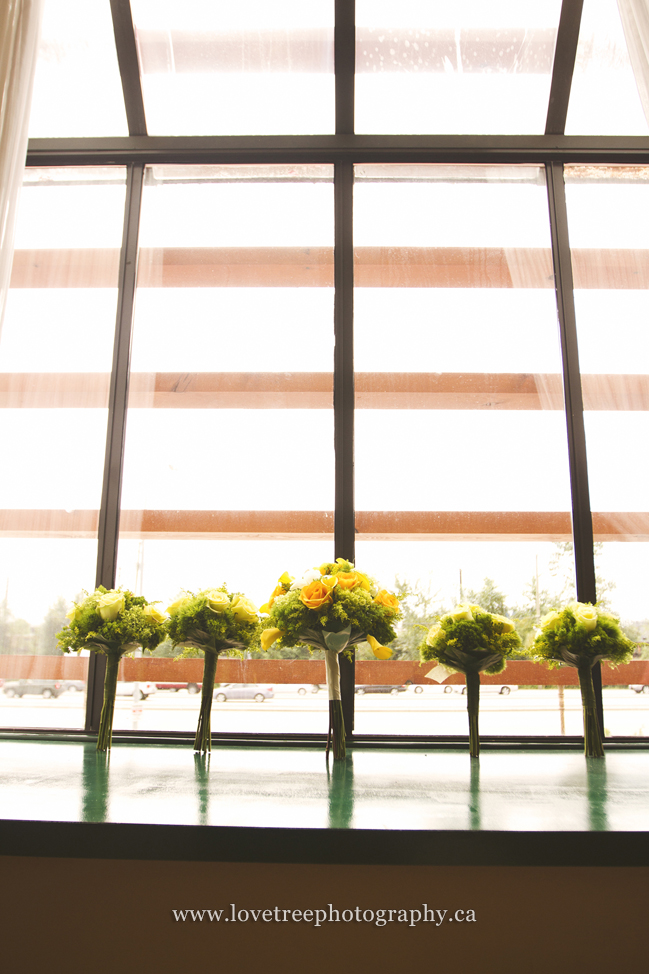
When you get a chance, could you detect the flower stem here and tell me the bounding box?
[97,653,120,752]
[329,700,346,761]
[578,661,604,758]
[465,669,481,759]
[194,650,217,754]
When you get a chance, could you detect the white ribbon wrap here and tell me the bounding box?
[324,649,342,701]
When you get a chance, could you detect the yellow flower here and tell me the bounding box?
[373,589,401,614]
[204,590,230,614]
[261,628,283,651]
[426,623,442,646]
[142,605,166,625]
[299,580,334,610]
[260,573,293,613]
[96,590,125,622]
[491,613,515,633]
[367,633,393,660]
[573,602,598,632]
[231,595,258,624]
[541,610,563,631]
[444,604,473,623]
[66,604,82,626]
[166,594,191,616]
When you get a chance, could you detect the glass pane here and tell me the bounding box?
[28,0,128,137]
[355,0,562,134]
[353,163,576,736]
[114,164,335,734]
[566,0,649,136]
[0,167,127,729]
[130,0,335,135]
[565,164,649,738]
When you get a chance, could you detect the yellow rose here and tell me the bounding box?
[426,623,442,646]
[573,602,598,632]
[204,590,230,614]
[66,604,82,626]
[300,580,334,610]
[261,628,283,651]
[373,589,401,614]
[335,571,363,590]
[142,605,166,625]
[541,610,563,631]
[491,613,515,633]
[96,590,125,622]
[444,604,473,623]
[231,595,258,624]
[367,633,393,660]
[166,594,191,616]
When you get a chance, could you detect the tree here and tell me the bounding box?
[383,578,448,661]
[463,577,508,616]
[36,597,68,655]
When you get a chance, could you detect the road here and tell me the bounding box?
[1,687,648,737]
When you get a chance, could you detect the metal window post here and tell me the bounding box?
[85,163,144,732]
[546,160,604,736]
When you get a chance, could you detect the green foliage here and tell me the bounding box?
[56,587,166,655]
[419,605,522,676]
[166,587,259,657]
[532,603,634,669]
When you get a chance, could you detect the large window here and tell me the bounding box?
[2,1,649,743]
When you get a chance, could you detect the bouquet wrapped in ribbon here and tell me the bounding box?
[260,559,401,760]
[166,587,260,753]
[420,604,521,758]
[532,601,633,758]
[56,587,166,751]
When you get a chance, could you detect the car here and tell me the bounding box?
[62,680,86,694]
[214,684,274,702]
[269,684,321,696]
[630,684,649,694]
[2,679,64,699]
[355,684,406,695]
[155,682,201,694]
[407,683,454,695]
[115,681,157,700]
[454,684,518,696]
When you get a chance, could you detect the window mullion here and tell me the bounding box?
[85,162,144,732]
[545,160,604,735]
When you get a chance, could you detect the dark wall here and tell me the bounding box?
[2,857,646,974]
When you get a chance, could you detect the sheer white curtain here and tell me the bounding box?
[0,0,43,334]
[618,0,649,123]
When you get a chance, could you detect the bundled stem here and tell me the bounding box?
[324,649,346,761]
[194,650,218,754]
[465,669,481,759]
[97,653,121,752]
[578,661,604,759]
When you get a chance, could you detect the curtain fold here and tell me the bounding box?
[0,0,43,336]
[618,0,649,125]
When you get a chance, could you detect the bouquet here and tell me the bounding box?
[166,587,260,754]
[56,587,166,751]
[532,601,633,758]
[420,604,521,758]
[260,559,401,760]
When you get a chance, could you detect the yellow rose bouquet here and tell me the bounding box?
[419,604,522,758]
[532,602,634,758]
[166,587,260,754]
[260,559,401,760]
[56,587,166,751]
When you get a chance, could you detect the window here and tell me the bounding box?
[2,1,648,744]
